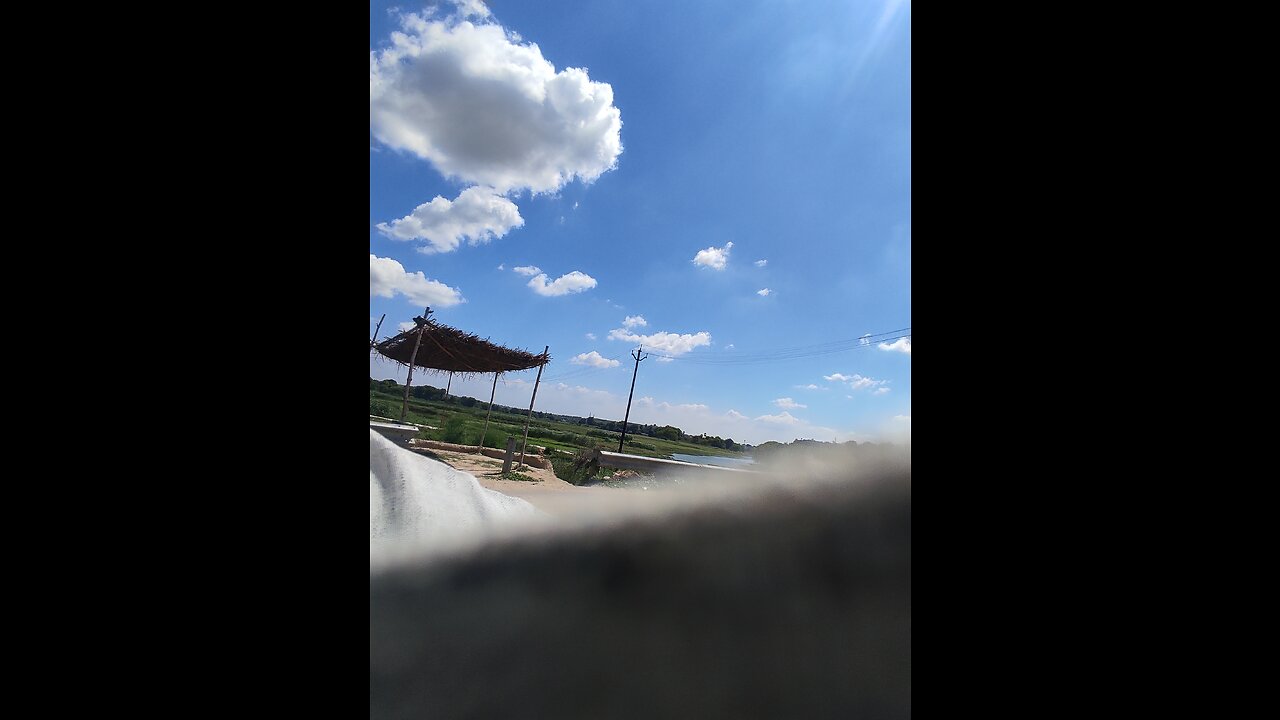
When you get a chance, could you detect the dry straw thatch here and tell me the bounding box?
[374,320,548,375]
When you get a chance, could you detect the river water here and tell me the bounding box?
[669,453,756,468]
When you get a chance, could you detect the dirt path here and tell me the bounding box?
[408,446,635,518]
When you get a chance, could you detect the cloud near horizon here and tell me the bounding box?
[370,353,868,445]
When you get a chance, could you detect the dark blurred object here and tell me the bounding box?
[370,473,910,719]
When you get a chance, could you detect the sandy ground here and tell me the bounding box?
[407,446,638,518]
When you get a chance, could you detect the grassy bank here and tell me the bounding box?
[370,388,749,461]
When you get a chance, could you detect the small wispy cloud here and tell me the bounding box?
[570,351,620,368]
[512,265,542,276]
[622,315,647,328]
[585,332,597,340]
[497,263,505,270]
[754,259,767,267]
[824,372,889,391]
[757,288,771,296]
[858,333,871,346]
[872,387,890,395]
[773,397,807,410]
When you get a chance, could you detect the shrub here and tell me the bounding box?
[476,428,507,449]
[441,416,468,444]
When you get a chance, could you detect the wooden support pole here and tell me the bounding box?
[618,346,647,452]
[399,307,431,423]
[370,313,385,349]
[477,371,500,453]
[502,436,516,474]
[518,346,549,467]
[443,371,452,401]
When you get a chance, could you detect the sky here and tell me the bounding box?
[369,0,910,447]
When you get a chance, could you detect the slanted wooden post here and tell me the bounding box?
[443,371,453,401]
[518,346,549,467]
[369,313,385,349]
[399,307,431,423]
[477,371,500,453]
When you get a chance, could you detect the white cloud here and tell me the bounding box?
[754,259,767,267]
[773,397,807,410]
[655,356,675,363]
[512,265,542,276]
[370,8,623,194]
[570,351,619,368]
[496,263,505,270]
[528,270,598,296]
[451,0,491,20]
[757,288,771,296]
[398,321,416,332]
[692,241,733,270]
[607,328,712,356]
[795,384,821,390]
[622,315,647,328]
[858,333,872,346]
[369,253,464,307]
[824,372,888,392]
[376,186,523,253]
[873,387,891,396]
[725,344,735,350]
[848,374,888,391]
[894,415,911,421]
[585,332,597,340]
[725,410,748,420]
[755,411,802,425]
[879,337,911,354]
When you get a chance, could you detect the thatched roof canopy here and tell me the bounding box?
[374,320,548,374]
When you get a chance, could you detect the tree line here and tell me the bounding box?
[370,377,747,451]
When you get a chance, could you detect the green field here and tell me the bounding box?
[369,385,749,461]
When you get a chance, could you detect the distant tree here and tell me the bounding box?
[655,426,682,441]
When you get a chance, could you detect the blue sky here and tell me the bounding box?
[369,0,910,446]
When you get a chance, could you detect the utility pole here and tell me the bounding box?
[618,346,648,452]
[399,307,432,423]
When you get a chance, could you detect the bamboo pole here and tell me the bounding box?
[518,347,549,467]
[399,307,431,423]
[477,371,499,453]
[369,313,385,349]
